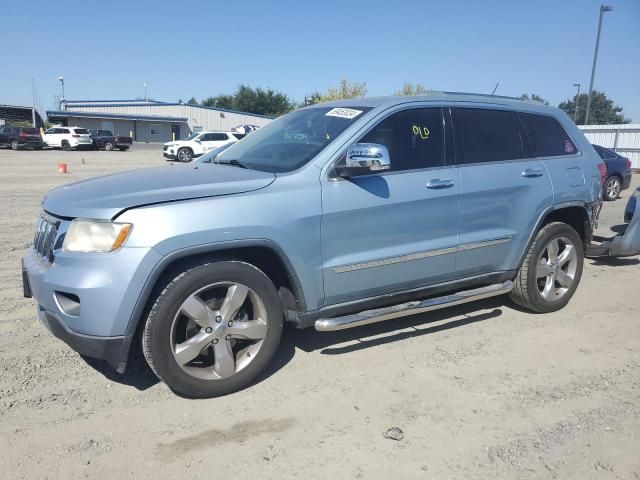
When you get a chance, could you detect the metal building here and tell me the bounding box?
[46,99,273,143]
[578,124,640,170]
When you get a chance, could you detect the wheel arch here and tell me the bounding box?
[124,240,307,338]
[516,203,591,270]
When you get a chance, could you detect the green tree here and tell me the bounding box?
[395,82,429,96]
[558,90,630,125]
[202,85,294,116]
[319,79,367,102]
[519,93,549,105]
[187,97,199,105]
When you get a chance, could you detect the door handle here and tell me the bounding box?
[522,168,544,178]
[426,178,454,189]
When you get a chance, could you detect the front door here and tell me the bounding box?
[320,107,460,306]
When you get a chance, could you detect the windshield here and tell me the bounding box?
[215,106,372,173]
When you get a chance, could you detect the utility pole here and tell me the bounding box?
[32,78,37,128]
[144,81,148,101]
[585,4,612,125]
[573,83,581,124]
[58,75,65,110]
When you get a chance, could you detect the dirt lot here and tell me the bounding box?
[0,146,638,479]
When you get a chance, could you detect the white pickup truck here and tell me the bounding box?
[163,131,238,162]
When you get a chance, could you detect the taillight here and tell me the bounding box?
[625,158,632,169]
[597,162,607,187]
[18,131,28,138]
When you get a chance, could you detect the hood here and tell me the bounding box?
[43,164,276,219]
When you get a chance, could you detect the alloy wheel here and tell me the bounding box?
[535,236,578,301]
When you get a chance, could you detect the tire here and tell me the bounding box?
[10,140,20,150]
[510,222,584,313]
[603,176,621,201]
[142,261,284,398]
[177,147,193,162]
[104,142,114,151]
[61,140,71,151]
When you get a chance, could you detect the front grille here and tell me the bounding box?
[33,215,60,262]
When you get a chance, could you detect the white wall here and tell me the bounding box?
[578,124,640,170]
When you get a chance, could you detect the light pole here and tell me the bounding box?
[58,75,65,109]
[585,4,612,125]
[573,83,581,124]
[144,81,148,101]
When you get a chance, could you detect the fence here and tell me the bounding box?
[578,124,640,170]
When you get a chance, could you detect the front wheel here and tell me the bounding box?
[10,140,19,150]
[510,222,584,313]
[142,261,284,398]
[603,176,621,201]
[177,147,193,162]
[104,142,114,151]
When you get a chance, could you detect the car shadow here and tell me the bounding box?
[589,256,639,267]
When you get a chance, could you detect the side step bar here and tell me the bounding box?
[314,281,513,332]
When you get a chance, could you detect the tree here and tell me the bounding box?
[202,85,295,116]
[519,93,549,105]
[187,97,199,105]
[395,82,429,96]
[558,90,629,125]
[318,79,367,102]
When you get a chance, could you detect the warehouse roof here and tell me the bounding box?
[46,110,188,122]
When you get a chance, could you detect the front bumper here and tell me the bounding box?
[22,245,162,371]
[163,151,177,160]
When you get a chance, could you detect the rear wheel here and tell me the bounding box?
[142,261,284,398]
[510,222,583,313]
[603,176,621,201]
[61,140,71,151]
[177,147,193,162]
[10,140,19,150]
[104,142,114,151]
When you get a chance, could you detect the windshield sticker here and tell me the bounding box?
[564,140,575,153]
[325,108,363,119]
[412,125,430,140]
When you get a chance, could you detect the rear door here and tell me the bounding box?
[44,128,61,146]
[451,107,554,277]
[320,106,461,305]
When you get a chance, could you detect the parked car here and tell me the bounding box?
[163,131,237,162]
[25,93,622,398]
[43,126,93,151]
[0,126,44,150]
[591,144,632,201]
[231,125,260,138]
[90,130,133,151]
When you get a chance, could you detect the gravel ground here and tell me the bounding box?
[1,146,638,480]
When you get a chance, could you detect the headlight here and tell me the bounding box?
[62,220,132,253]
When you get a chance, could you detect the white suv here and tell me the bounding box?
[43,126,93,150]
[163,131,238,162]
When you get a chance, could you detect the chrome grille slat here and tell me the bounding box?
[32,215,59,262]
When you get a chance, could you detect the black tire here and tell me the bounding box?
[10,140,19,150]
[104,142,114,151]
[603,176,621,201]
[510,222,584,313]
[177,147,193,162]
[61,140,71,151]
[142,261,284,398]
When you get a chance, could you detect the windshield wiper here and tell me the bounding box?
[215,159,248,169]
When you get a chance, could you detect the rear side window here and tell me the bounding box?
[452,108,523,164]
[360,107,445,171]
[210,133,228,141]
[518,112,577,157]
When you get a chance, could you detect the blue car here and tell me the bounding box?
[24,93,614,397]
[592,144,633,201]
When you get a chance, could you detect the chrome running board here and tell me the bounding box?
[314,281,513,332]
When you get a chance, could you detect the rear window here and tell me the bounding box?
[452,108,523,164]
[518,113,578,158]
[73,128,90,134]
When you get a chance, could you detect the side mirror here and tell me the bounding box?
[335,143,391,177]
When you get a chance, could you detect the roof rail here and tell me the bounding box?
[441,91,527,102]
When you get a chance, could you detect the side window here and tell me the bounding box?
[452,108,523,164]
[199,133,212,141]
[59,128,70,134]
[209,133,227,141]
[518,112,578,157]
[360,108,445,171]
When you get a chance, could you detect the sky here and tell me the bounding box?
[3,0,639,121]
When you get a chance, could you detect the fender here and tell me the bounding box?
[123,239,307,337]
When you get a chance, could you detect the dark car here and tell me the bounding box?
[0,126,44,150]
[592,144,633,201]
[89,130,133,151]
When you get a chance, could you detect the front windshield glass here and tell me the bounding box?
[215,106,372,173]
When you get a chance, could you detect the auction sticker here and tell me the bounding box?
[325,108,363,119]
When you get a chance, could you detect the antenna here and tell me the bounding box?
[491,82,499,95]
